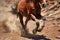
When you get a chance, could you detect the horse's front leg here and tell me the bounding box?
[18,13,26,35]
[24,17,30,34]
[19,15,24,29]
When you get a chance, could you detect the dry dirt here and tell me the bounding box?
[0,0,60,40]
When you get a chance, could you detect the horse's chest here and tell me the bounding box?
[18,1,26,10]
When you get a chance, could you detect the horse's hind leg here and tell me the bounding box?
[32,19,40,34]
[40,16,46,28]
[37,16,46,32]
[32,16,46,33]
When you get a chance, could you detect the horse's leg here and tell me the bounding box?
[24,16,30,34]
[37,16,46,32]
[31,13,40,34]
[30,14,40,34]
[32,19,40,34]
[32,14,46,33]
[18,13,26,35]
[41,16,46,27]
[19,14,24,28]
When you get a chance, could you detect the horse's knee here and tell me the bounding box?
[36,21,39,27]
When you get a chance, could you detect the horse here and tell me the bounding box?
[12,0,47,34]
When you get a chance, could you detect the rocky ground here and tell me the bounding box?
[0,0,60,40]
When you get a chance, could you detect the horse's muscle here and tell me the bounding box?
[16,0,35,17]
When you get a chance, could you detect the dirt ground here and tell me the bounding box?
[0,0,60,40]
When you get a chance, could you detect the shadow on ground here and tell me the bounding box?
[22,33,51,40]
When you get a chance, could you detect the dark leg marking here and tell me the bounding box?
[32,21,40,34]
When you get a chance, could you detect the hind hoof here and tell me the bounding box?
[32,29,37,34]
[37,29,42,32]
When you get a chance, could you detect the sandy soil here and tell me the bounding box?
[0,0,60,40]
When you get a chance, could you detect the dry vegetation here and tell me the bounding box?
[0,0,60,40]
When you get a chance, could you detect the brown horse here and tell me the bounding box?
[12,0,47,34]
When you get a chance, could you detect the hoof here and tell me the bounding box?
[37,29,42,32]
[32,29,37,34]
[21,29,29,35]
[37,26,44,32]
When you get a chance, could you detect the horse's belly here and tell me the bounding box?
[21,11,30,17]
